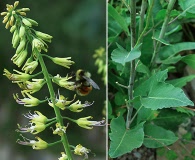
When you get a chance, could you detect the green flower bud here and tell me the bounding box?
[17,8,30,12]
[12,32,20,48]
[12,29,17,44]
[19,25,25,38]
[14,1,19,8]
[1,12,8,16]
[22,60,38,74]
[35,31,53,42]
[6,4,13,11]
[32,38,46,52]
[10,25,16,33]
[22,18,32,27]
[9,15,14,26]
[19,12,26,16]
[51,57,75,68]
[13,49,28,67]
[16,37,26,54]
[2,15,9,23]
[5,21,10,29]
[27,18,38,26]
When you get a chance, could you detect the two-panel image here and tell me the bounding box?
[1,0,195,160]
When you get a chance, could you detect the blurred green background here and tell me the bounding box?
[0,0,106,159]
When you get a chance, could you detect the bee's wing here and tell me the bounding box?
[83,76,100,90]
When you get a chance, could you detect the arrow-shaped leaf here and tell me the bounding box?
[109,116,145,158]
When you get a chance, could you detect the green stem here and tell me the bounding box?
[48,140,62,147]
[34,49,73,160]
[126,0,136,129]
[150,0,177,66]
[136,0,154,46]
[138,0,147,37]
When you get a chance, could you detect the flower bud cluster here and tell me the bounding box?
[93,47,106,84]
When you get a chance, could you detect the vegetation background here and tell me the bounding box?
[0,0,106,160]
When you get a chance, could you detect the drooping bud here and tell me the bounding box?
[35,31,53,41]
[27,18,38,26]
[10,25,16,33]
[22,18,32,27]
[19,25,25,38]
[16,37,26,54]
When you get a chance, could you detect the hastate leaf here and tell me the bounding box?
[111,43,141,65]
[134,70,168,97]
[109,116,145,158]
[141,82,194,110]
[144,124,178,148]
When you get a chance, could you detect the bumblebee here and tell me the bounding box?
[75,69,100,96]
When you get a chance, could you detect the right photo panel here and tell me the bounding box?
[108,0,195,160]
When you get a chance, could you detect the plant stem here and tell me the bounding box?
[35,49,73,160]
[126,0,136,129]
[138,0,147,37]
[136,0,154,46]
[150,0,177,66]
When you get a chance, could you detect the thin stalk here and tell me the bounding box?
[136,0,155,46]
[138,0,147,37]
[126,0,154,129]
[126,0,136,129]
[35,49,73,160]
[150,0,177,66]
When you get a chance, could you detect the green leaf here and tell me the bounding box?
[108,101,114,119]
[167,75,195,88]
[144,124,178,148]
[160,55,182,64]
[114,92,127,106]
[108,4,130,35]
[134,70,168,97]
[159,42,195,60]
[166,150,178,160]
[179,0,195,14]
[111,43,141,65]
[176,107,195,116]
[153,109,189,131]
[182,54,195,69]
[137,107,159,124]
[140,31,154,64]
[108,15,122,43]
[136,60,150,76]
[109,116,145,158]
[141,82,194,110]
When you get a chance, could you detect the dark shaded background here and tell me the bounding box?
[0,0,106,159]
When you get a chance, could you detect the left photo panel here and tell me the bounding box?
[0,0,106,160]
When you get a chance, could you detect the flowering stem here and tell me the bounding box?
[34,49,73,160]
